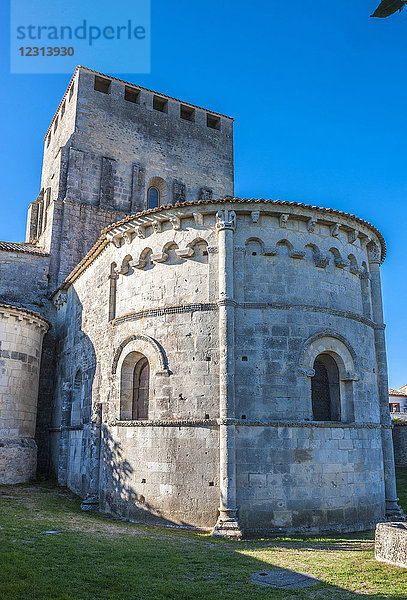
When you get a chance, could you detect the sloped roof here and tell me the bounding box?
[389,388,407,397]
[0,241,49,256]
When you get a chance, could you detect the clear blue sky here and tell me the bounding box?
[0,1,406,388]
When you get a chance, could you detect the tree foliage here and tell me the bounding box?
[371,0,406,17]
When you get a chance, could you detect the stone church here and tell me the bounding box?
[0,66,403,536]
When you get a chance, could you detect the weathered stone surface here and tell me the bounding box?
[375,522,407,568]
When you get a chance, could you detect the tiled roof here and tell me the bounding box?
[0,302,51,327]
[0,241,49,256]
[389,388,407,397]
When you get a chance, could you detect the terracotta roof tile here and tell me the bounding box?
[0,241,49,256]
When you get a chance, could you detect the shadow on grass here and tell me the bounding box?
[0,483,406,600]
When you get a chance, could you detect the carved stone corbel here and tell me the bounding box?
[129,258,147,270]
[290,250,306,259]
[347,229,358,244]
[175,247,194,258]
[193,212,204,226]
[152,220,162,234]
[279,214,289,228]
[334,257,350,269]
[330,223,340,237]
[169,215,181,230]
[314,253,329,268]
[307,218,317,233]
[136,226,146,239]
[151,252,168,263]
[251,211,260,223]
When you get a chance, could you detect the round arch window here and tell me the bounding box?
[147,186,160,209]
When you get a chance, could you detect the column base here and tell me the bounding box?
[385,499,406,522]
[81,495,100,512]
[212,509,242,539]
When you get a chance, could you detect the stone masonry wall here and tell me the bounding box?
[0,305,49,483]
[51,200,389,533]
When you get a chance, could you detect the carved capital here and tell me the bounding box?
[368,243,381,264]
[216,209,236,232]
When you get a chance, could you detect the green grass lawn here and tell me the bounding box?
[0,470,406,600]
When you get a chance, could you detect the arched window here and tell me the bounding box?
[311,354,340,421]
[71,370,82,425]
[132,357,149,420]
[120,352,150,420]
[147,186,160,209]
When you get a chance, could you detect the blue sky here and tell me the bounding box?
[0,0,406,388]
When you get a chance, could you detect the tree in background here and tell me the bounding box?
[371,0,407,17]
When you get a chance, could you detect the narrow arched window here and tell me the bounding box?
[132,357,150,420]
[120,352,150,420]
[311,354,340,421]
[108,263,118,321]
[147,186,160,209]
[71,370,82,425]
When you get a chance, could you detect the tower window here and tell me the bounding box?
[311,354,340,421]
[47,134,51,147]
[61,101,66,117]
[53,117,58,133]
[147,186,160,209]
[125,86,140,104]
[207,114,220,130]
[69,84,74,101]
[153,96,168,113]
[180,104,195,122]
[94,76,111,94]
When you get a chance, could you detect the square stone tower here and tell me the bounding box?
[25,66,234,290]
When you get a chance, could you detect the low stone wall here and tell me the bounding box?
[375,522,407,568]
[392,424,407,467]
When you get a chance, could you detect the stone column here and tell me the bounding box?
[57,381,72,486]
[212,208,242,538]
[81,402,102,511]
[368,244,404,519]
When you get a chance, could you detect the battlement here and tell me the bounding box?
[44,66,233,145]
